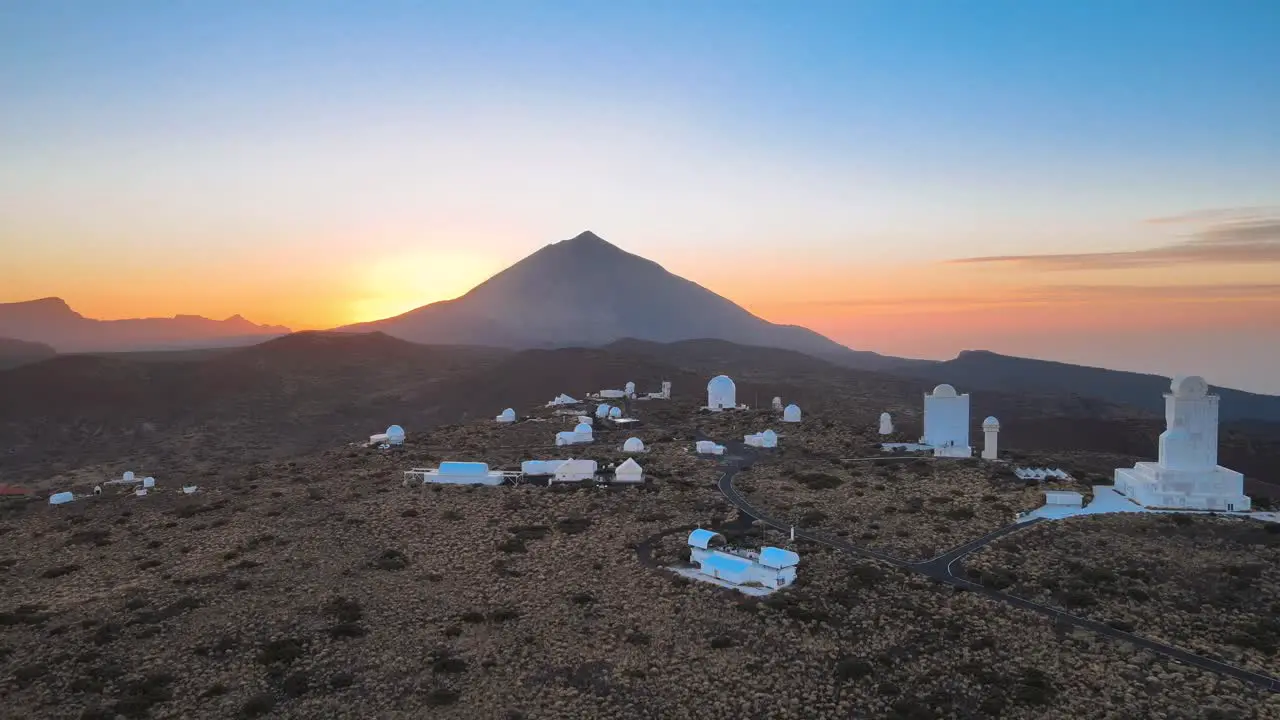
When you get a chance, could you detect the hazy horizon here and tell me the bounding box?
[2,1,1277,394]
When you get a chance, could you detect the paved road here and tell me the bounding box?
[714,447,1280,694]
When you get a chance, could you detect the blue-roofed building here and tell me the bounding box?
[685,530,801,591]
[699,553,753,585]
[407,461,513,486]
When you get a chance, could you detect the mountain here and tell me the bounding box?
[2,332,1277,489]
[0,337,56,370]
[882,350,1280,424]
[0,297,291,352]
[337,231,901,369]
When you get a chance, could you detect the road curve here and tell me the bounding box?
[714,448,1280,694]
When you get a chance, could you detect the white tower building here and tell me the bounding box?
[782,404,802,423]
[922,384,971,458]
[981,416,1000,460]
[707,375,736,410]
[878,412,893,435]
[1114,376,1250,511]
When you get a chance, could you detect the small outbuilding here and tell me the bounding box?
[495,408,517,423]
[695,440,726,455]
[623,437,646,453]
[614,458,644,484]
[1045,490,1084,507]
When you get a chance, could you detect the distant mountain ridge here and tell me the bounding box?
[884,349,1280,424]
[0,297,290,353]
[337,231,902,369]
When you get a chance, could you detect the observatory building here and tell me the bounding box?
[782,404,802,423]
[495,408,516,424]
[1113,376,1251,511]
[622,437,646,453]
[706,375,737,411]
[981,416,1000,460]
[921,384,972,458]
[521,459,597,482]
[687,529,799,591]
[547,394,579,407]
[744,429,778,448]
[408,462,509,486]
[556,423,594,446]
[385,425,406,446]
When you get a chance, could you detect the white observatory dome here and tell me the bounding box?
[623,437,645,452]
[782,404,802,422]
[707,375,736,409]
[931,384,958,398]
[574,423,593,434]
[386,425,406,445]
[982,416,1000,429]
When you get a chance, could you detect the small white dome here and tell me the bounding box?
[1171,375,1209,398]
[574,423,593,434]
[623,437,645,452]
[763,429,778,442]
[608,406,622,418]
[982,416,1000,429]
[880,412,891,420]
[931,384,958,398]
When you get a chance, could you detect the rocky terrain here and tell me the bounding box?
[965,513,1280,678]
[4,390,1280,718]
[5,438,1280,719]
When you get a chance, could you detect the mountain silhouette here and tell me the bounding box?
[338,230,899,368]
[0,297,290,353]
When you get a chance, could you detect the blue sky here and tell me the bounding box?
[2,1,1278,391]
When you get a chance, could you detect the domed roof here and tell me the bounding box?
[879,412,891,420]
[982,416,1000,428]
[623,437,645,451]
[574,423,592,434]
[931,384,958,398]
[762,429,778,440]
[386,424,405,438]
[784,403,800,411]
[707,374,735,390]
[608,406,622,418]
[1170,375,1209,398]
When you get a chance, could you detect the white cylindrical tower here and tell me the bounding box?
[982,416,1000,460]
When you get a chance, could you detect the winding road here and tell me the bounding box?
[712,443,1280,694]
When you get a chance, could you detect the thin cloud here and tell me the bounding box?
[788,283,1280,310]
[948,212,1280,270]
[1144,207,1279,225]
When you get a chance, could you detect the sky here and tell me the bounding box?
[1,1,1278,393]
